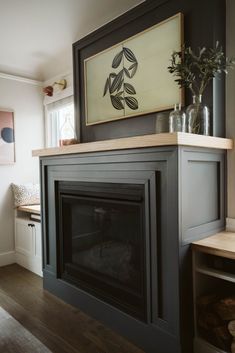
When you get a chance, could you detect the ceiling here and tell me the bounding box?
[0,0,143,82]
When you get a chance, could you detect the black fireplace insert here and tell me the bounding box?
[56,181,147,321]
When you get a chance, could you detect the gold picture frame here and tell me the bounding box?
[84,13,184,126]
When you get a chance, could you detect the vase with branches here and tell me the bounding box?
[168,42,235,134]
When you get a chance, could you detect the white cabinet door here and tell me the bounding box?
[15,218,42,277]
[15,219,33,256]
[33,222,42,259]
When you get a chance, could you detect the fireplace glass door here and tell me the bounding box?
[57,182,146,321]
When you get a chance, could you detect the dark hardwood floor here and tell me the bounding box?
[0,264,145,353]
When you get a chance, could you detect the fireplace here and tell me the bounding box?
[57,181,147,321]
[38,141,225,353]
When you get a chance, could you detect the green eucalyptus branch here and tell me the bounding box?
[168,42,235,97]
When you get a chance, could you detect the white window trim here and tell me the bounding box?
[44,89,75,148]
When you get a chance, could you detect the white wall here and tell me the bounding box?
[0,76,44,265]
[226,0,235,222]
[40,0,143,81]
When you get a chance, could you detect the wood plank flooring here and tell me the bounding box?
[0,264,145,353]
[0,306,52,352]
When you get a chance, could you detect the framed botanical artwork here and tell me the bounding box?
[0,110,15,164]
[84,13,183,126]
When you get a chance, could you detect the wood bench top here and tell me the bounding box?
[192,232,235,260]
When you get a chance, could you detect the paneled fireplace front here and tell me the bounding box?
[40,145,225,353]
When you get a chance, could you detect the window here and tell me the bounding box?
[45,96,76,147]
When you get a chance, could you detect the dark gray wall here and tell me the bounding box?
[226,0,235,220]
[73,0,225,142]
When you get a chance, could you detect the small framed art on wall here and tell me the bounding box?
[0,110,15,164]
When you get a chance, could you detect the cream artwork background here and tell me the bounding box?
[85,13,183,125]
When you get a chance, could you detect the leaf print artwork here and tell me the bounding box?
[128,63,138,78]
[110,70,124,94]
[112,51,123,68]
[110,95,124,110]
[85,13,182,126]
[125,96,138,110]
[124,83,136,95]
[124,67,131,78]
[123,47,137,62]
[103,46,138,111]
[103,78,109,96]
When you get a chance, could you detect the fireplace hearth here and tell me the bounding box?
[57,181,146,320]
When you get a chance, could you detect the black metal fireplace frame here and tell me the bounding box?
[56,181,148,321]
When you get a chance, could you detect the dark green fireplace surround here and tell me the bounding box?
[40,145,225,353]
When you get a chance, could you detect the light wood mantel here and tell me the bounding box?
[32,132,233,157]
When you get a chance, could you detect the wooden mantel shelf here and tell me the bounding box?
[32,132,233,157]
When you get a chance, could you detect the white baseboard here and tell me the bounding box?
[0,250,42,277]
[226,217,235,232]
[15,252,43,277]
[0,251,16,267]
